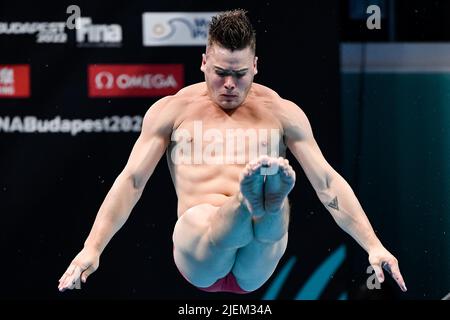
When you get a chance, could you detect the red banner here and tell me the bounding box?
[0,65,30,98]
[88,64,184,97]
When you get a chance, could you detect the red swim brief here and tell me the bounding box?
[174,248,249,294]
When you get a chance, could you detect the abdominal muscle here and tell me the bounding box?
[167,161,245,216]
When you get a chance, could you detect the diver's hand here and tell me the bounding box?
[368,246,407,292]
[58,246,100,292]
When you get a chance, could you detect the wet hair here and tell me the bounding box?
[207,9,256,54]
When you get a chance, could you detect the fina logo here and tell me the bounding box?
[76,17,122,47]
[142,12,217,46]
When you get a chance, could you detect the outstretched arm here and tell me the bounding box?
[58,96,175,291]
[282,100,407,292]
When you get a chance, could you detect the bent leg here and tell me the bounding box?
[232,201,290,291]
[172,194,253,288]
[173,156,295,292]
[232,158,295,292]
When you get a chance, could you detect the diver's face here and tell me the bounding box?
[201,44,258,109]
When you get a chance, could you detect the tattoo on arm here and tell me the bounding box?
[327,196,339,210]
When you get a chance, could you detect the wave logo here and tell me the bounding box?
[262,245,347,300]
[142,12,217,46]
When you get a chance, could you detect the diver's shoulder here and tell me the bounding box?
[150,82,206,108]
[151,83,209,117]
[251,83,282,101]
[251,83,304,113]
[173,82,207,99]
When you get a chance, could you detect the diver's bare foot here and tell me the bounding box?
[239,156,270,217]
[264,157,295,213]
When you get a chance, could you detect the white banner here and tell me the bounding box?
[142,12,217,46]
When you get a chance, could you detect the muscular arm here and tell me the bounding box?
[282,101,380,251]
[282,99,406,291]
[58,96,178,291]
[83,96,175,254]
